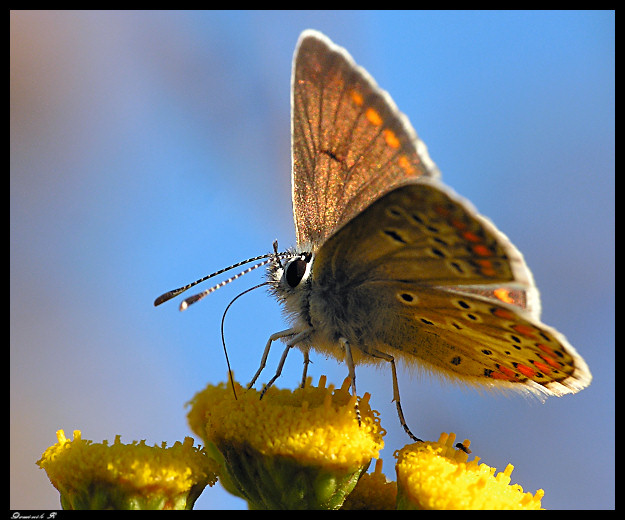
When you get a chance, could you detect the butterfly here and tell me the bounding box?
[155,30,591,441]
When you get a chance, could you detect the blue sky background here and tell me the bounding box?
[11,11,613,510]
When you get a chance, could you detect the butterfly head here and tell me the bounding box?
[267,248,315,323]
[269,249,313,292]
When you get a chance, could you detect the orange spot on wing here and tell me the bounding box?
[494,288,514,304]
[491,371,517,382]
[365,107,383,126]
[512,324,537,338]
[462,231,481,243]
[537,344,557,357]
[539,353,561,370]
[451,219,467,231]
[497,365,517,380]
[474,259,496,276]
[383,128,401,149]
[398,155,416,175]
[493,308,514,320]
[350,89,364,106]
[516,364,537,378]
[472,244,491,257]
[533,361,552,374]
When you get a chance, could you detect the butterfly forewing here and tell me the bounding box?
[292,31,440,248]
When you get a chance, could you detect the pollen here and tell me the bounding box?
[187,376,384,470]
[37,430,217,510]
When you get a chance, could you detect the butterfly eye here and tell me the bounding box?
[285,257,309,288]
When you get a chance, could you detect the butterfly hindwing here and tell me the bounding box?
[314,180,535,290]
[357,282,592,396]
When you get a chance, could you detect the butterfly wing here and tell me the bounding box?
[285,31,590,398]
[311,181,591,395]
[313,179,536,303]
[349,280,591,396]
[291,30,440,248]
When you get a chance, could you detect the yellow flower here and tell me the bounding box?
[394,432,544,510]
[187,375,385,509]
[340,458,397,510]
[37,430,218,509]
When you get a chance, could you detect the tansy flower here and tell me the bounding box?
[340,458,397,510]
[37,430,218,510]
[394,432,544,510]
[186,375,385,509]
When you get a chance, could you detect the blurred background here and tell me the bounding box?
[11,11,613,509]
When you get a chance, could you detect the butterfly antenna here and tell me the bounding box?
[220,281,270,399]
[272,239,285,269]
[154,249,291,308]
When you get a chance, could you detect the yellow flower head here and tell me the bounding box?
[340,458,398,510]
[188,375,384,469]
[394,432,544,510]
[37,430,218,510]
[187,375,385,509]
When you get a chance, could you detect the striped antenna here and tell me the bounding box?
[179,258,275,311]
[154,245,293,309]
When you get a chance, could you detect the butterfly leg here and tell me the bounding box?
[247,328,298,390]
[300,349,311,388]
[258,329,311,399]
[341,338,362,427]
[369,347,422,443]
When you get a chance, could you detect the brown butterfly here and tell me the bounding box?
[156,30,591,441]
